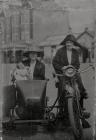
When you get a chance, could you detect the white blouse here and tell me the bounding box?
[29,61,36,79]
[67,50,72,64]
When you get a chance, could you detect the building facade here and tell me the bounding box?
[76,27,94,62]
[0,0,69,64]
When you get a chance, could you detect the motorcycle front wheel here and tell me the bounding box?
[68,97,83,140]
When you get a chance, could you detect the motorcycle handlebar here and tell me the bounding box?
[53,63,94,78]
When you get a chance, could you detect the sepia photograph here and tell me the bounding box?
[0,0,96,140]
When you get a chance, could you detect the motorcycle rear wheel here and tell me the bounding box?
[68,97,83,140]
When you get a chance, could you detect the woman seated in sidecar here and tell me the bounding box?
[10,61,29,83]
[10,47,45,82]
[2,48,46,121]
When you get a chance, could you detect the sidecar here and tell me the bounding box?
[2,80,52,129]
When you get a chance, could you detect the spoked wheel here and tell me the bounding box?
[2,122,16,131]
[68,97,83,140]
[15,105,25,119]
[15,105,29,119]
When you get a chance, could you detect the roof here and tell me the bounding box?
[39,34,89,52]
[76,28,94,40]
[88,30,95,37]
[27,46,44,52]
[1,41,31,50]
[39,33,81,47]
[0,41,43,52]
[39,35,66,46]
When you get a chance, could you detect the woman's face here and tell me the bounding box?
[29,53,37,61]
[66,41,74,50]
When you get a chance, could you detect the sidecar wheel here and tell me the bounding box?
[68,98,83,140]
[47,122,56,132]
[15,106,27,119]
[2,122,16,130]
[2,123,9,130]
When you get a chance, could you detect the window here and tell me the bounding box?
[2,50,23,64]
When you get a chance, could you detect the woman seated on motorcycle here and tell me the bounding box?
[52,34,90,119]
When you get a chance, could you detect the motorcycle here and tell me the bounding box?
[2,64,92,140]
[54,65,84,139]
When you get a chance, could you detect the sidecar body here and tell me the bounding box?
[2,80,48,126]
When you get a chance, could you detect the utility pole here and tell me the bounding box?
[92,18,96,140]
[93,22,96,63]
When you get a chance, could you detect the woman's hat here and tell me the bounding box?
[28,47,44,53]
[60,34,82,48]
[23,47,44,57]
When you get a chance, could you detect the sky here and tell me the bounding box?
[55,0,96,32]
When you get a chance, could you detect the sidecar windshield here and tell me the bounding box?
[16,80,47,103]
